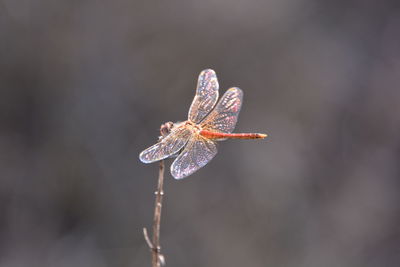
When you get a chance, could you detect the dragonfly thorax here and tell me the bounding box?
[184,120,202,133]
[166,120,202,135]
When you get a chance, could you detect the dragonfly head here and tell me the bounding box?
[160,121,174,137]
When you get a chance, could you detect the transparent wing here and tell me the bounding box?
[170,135,217,179]
[188,69,219,123]
[200,87,243,133]
[139,127,192,163]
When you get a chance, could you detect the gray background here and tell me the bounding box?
[1,0,400,266]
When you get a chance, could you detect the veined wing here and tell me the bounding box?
[200,87,243,133]
[188,69,219,123]
[139,127,192,163]
[170,135,217,179]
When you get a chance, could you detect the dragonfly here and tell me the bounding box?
[139,69,267,179]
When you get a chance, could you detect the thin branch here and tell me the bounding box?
[144,159,166,267]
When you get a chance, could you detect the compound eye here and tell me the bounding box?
[160,122,174,137]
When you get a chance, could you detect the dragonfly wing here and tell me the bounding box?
[170,135,217,179]
[139,127,192,163]
[188,69,219,123]
[201,87,243,133]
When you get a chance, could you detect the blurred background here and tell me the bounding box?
[1,0,400,266]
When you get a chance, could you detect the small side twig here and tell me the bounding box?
[143,159,166,267]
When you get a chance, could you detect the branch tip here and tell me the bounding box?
[143,227,154,249]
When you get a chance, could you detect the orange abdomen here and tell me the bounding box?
[200,130,267,140]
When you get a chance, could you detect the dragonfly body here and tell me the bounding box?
[166,121,266,141]
[139,69,267,179]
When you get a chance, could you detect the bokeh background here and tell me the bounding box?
[1,0,400,266]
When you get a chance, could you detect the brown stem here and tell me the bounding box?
[144,160,165,267]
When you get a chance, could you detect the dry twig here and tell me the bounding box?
[143,159,166,267]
